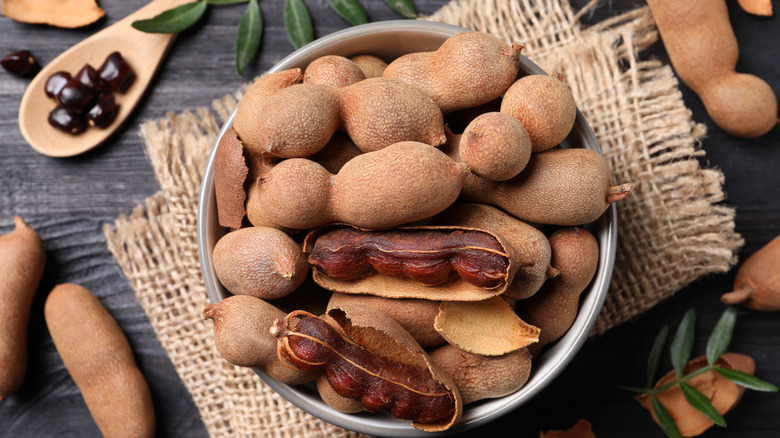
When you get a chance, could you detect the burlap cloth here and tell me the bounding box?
[103,0,744,436]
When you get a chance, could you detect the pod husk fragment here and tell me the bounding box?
[303,223,520,301]
[634,352,755,437]
[434,296,540,356]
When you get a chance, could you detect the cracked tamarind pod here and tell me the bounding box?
[271,306,462,431]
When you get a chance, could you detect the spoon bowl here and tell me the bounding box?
[18,0,191,157]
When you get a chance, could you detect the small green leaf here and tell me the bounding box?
[206,0,249,4]
[715,367,779,392]
[706,306,737,366]
[382,0,418,18]
[670,308,696,378]
[650,393,683,438]
[235,0,263,75]
[284,0,314,49]
[679,382,727,427]
[647,325,669,388]
[131,1,208,34]
[328,0,368,25]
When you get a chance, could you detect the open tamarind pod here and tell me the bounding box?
[461,147,633,226]
[383,31,522,114]
[233,68,304,155]
[303,223,522,301]
[201,295,316,385]
[721,235,780,311]
[427,343,532,405]
[327,292,445,348]
[431,203,556,300]
[516,227,599,356]
[435,296,540,356]
[271,305,462,431]
[246,141,467,230]
[316,374,365,414]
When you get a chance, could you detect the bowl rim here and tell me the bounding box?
[197,19,616,436]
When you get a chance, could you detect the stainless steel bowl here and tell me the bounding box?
[197,19,616,436]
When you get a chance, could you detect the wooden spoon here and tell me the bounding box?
[18,0,192,157]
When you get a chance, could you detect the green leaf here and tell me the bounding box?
[235,0,263,75]
[328,0,368,26]
[715,367,779,392]
[650,393,683,438]
[670,308,696,378]
[679,382,727,427]
[382,0,418,18]
[284,0,314,49]
[647,325,669,388]
[706,305,737,366]
[131,1,208,34]
[206,0,249,4]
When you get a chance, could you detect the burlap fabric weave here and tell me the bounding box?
[103,1,744,436]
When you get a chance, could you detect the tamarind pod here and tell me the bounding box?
[271,310,457,428]
[0,216,45,400]
[307,226,509,288]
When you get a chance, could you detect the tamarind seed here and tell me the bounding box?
[48,106,87,134]
[98,51,135,93]
[74,64,108,93]
[1,50,39,76]
[86,94,119,128]
[56,77,98,112]
[45,71,72,99]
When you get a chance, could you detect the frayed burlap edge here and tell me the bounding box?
[104,1,743,436]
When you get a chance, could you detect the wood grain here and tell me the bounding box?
[1,0,778,436]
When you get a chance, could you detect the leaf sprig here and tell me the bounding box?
[131,0,419,75]
[622,306,777,438]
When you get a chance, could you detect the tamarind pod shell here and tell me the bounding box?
[327,292,445,348]
[303,223,517,301]
[213,127,249,229]
[635,353,755,437]
[434,296,540,356]
[0,216,45,400]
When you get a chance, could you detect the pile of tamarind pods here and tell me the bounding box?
[203,30,635,431]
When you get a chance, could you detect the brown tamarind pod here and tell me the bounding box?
[721,235,780,311]
[433,203,556,300]
[246,141,468,231]
[201,295,316,385]
[427,344,532,405]
[383,31,522,114]
[0,216,45,401]
[45,283,155,438]
[327,293,445,348]
[303,223,521,301]
[516,227,599,356]
[233,68,304,154]
[461,148,633,226]
[271,305,462,431]
[303,55,366,87]
[338,77,447,152]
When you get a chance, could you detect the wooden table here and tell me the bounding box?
[1,1,778,436]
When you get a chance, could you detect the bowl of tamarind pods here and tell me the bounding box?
[197,19,631,436]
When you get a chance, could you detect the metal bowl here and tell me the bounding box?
[197,19,616,436]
